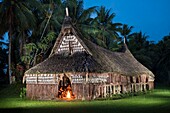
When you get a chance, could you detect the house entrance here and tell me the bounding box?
[58,74,74,99]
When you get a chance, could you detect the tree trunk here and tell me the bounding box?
[8,7,13,84]
[40,10,53,40]
[8,31,12,84]
[20,31,26,57]
[168,71,170,85]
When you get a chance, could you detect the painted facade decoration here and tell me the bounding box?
[57,35,86,54]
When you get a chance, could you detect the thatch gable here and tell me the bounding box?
[49,16,92,57]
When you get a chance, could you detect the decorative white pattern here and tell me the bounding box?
[25,74,109,84]
[57,35,85,54]
[26,74,59,84]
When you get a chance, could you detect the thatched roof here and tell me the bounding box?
[49,16,92,57]
[25,16,154,77]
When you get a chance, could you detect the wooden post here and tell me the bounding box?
[136,84,138,92]
[101,86,103,98]
[134,84,136,92]
[85,72,88,83]
[36,74,38,84]
[98,86,100,96]
[127,84,130,92]
[99,86,101,97]
[144,83,146,91]
[121,85,124,93]
[82,82,85,100]
[110,85,112,97]
[118,85,121,94]
[140,83,142,91]
[106,85,107,95]
[113,85,115,94]
[56,84,58,98]
[104,85,106,97]
[131,84,134,92]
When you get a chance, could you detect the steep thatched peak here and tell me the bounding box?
[49,10,92,57]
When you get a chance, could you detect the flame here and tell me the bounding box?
[66,91,71,98]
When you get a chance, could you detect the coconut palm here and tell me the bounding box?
[0,0,39,84]
[63,0,96,37]
[120,24,134,44]
[38,0,64,39]
[25,0,64,67]
[91,6,122,49]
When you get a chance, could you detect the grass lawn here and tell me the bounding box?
[0,84,170,113]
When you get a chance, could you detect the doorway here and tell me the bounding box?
[58,74,72,98]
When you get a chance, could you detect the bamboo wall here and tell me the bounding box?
[25,73,154,100]
[26,84,58,100]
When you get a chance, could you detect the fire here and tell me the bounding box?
[66,91,71,98]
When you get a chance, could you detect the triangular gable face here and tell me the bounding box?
[49,14,92,57]
[57,34,86,54]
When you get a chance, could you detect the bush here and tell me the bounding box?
[20,87,26,99]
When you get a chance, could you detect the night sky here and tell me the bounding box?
[84,0,170,42]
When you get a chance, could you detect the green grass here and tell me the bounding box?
[0,84,170,113]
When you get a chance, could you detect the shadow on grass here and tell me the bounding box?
[1,100,170,113]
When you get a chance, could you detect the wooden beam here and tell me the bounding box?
[66,7,69,16]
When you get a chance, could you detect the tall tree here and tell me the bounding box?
[25,0,63,67]
[120,24,133,44]
[38,0,63,39]
[0,0,39,84]
[92,6,122,49]
[63,0,96,38]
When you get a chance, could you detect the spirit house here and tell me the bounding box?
[23,8,154,100]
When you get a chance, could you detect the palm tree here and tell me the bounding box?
[0,0,39,84]
[63,0,96,37]
[120,24,133,44]
[92,6,122,49]
[27,0,64,66]
[38,0,63,39]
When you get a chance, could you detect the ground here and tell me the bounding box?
[0,84,170,113]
